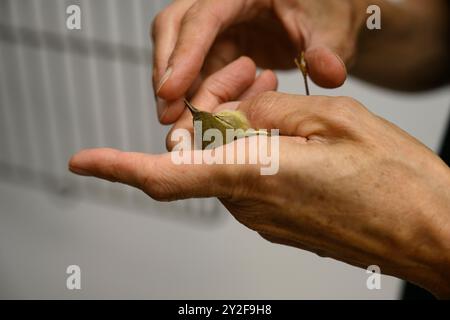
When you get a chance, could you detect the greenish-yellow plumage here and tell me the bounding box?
[184,99,267,149]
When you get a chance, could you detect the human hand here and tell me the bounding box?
[152,0,368,123]
[69,91,450,297]
[162,55,278,150]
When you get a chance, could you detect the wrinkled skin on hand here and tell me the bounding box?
[152,0,367,123]
[70,91,450,298]
[70,0,450,297]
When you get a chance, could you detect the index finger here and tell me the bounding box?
[151,0,196,92]
[156,0,266,100]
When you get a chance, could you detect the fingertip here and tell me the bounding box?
[68,148,90,173]
[68,153,89,176]
[156,70,185,100]
[158,98,186,125]
[237,56,257,74]
[259,69,278,90]
[221,55,257,85]
[68,148,119,176]
[156,66,173,94]
[238,69,278,101]
[305,46,347,88]
[157,48,205,100]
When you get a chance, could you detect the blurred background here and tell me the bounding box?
[0,0,448,299]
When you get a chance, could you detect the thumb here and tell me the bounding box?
[303,15,361,89]
[237,91,333,138]
[68,148,245,201]
[304,45,348,88]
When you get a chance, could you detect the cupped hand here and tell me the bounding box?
[69,91,450,298]
[162,55,278,151]
[152,0,368,124]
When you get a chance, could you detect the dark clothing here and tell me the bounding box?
[440,121,450,166]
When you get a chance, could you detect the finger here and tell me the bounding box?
[239,70,278,100]
[165,68,277,145]
[156,0,263,100]
[304,22,360,88]
[158,74,205,126]
[300,1,361,89]
[238,92,340,138]
[152,0,195,90]
[203,70,278,113]
[166,56,258,150]
[157,98,187,125]
[304,45,347,89]
[68,146,263,201]
[162,55,256,127]
[193,56,257,107]
[152,0,197,122]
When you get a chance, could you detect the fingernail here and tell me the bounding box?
[333,52,346,71]
[156,97,168,122]
[157,67,172,94]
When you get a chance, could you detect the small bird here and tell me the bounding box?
[183,99,268,150]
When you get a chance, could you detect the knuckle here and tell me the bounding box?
[151,9,173,39]
[185,1,222,25]
[202,78,231,103]
[142,164,173,202]
[182,2,222,29]
[151,12,163,38]
[325,96,361,125]
[256,90,279,103]
[181,5,200,26]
